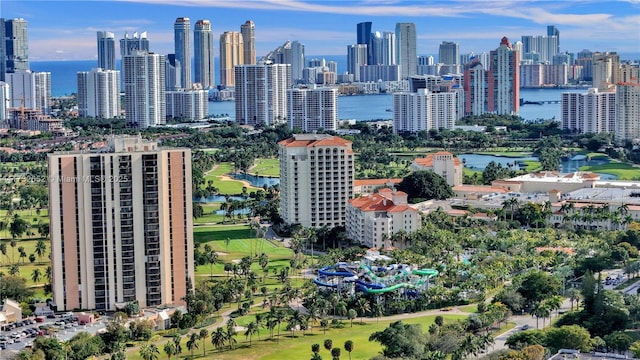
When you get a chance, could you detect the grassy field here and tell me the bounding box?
[580,161,640,180]
[522,160,542,172]
[124,313,468,360]
[248,158,280,177]
[203,163,261,195]
[194,203,225,224]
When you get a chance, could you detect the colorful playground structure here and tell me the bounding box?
[313,250,438,295]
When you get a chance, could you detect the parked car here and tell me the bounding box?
[35,317,44,323]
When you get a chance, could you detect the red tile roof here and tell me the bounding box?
[413,152,462,167]
[349,193,415,213]
[278,135,352,148]
[354,178,402,186]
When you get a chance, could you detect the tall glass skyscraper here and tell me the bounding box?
[174,17,191,89]
[357,21,373,65]
[97,31,116,70]
[241,20,256,65]
[438,41,459,65]
[395,22,417,79]
[0,18,5,81]
[194,20,215,89]
[5,18,29,73]
[120,32,150,57]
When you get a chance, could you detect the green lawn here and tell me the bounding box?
[248,158,280,177]
[179,314,466,360]
[194,204,225,224]
[193,224,293,260]
[580,161,640,180]
[522,160,542,172]
[203,163,261,195]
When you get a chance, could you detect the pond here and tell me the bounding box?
[459,153,617,180]
[194,195,245,203]
[231,173,280,188]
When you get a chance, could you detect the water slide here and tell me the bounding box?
[313,277,339,288]
[358,268,439,294]
[318,265,355,277]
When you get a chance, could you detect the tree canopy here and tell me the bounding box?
[397,171,454,203]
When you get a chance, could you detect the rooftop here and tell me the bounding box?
[509,171,600,183]
[278,134,352,148]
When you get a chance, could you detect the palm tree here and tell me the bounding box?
[331,347,341,360]
[226,325,237,350]
[172,334,182,356]
[139,343,160,360]
[532,302,551,328]
[271,307,286,342]
[211,327,227,352]
[245,321,258,346]
[199,328,209,356]
[355,297,371,324]
[35,239,47,259]
[186,333,199,357]
[344,340,354,360]
[163,341,176,360]
[31,268,41,283]
[502,197,519,221]
[287,310,306,338]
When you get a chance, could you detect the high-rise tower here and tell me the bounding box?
[235,63,291,126]
[48,136,194,311]
[0,19,6,81]
[174,17,191,89]
[5,18,29,73]
[439,41,459,65]
[489,37,520,115]
[97,31,116,70]
[120,32,150,57]
[395,22,417,79]
[77,68,120,118]
[279,134,354,228]
[357,22,373,65]
[241,20,256,65]
[615,83,640,143]
[194,20,215,89]
[123,52,166,128]
[219,31,243,87]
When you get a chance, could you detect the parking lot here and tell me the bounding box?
[0,314,107,357]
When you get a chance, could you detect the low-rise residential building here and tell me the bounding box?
[353,178,403,195]
[346,188,420,249]
[411,151,463,186]
[0,299,22,324]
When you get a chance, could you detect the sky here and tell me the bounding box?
[1,0,639,61]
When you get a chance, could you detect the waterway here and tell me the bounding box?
[459,153,617,179]
[209,87,586,123]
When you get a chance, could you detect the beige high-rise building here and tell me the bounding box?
[615,83,640,143]
[219,31,243,87]
[278,134,354,228]
[240,20,256,65]
[48,136,194,311]
[592,52,620,91]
